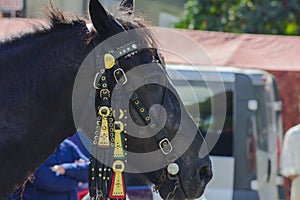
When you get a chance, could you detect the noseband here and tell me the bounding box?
[88,30,181,200]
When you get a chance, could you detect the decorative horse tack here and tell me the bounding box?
[89,42,181,200]
[104,54,116,70]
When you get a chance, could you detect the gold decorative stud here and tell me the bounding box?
[104,54,115,69]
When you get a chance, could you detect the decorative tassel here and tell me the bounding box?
[113,121,125,158]
[109,160,126,199]
[98,107,110,147]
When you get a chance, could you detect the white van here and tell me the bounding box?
[166,64,284,200]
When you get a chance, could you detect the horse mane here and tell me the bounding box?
[0,4,156,48]
[0,7,87,45]
[45,6,86,30]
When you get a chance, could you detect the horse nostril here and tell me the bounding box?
[199,166,213,186]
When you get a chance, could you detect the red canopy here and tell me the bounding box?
[164,29,300,71]
[0,18,47,40]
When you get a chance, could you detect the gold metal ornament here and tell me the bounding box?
[113,121,125,158]
[104,54,115,69]
[98,106,110,147]
[109,160,126,199]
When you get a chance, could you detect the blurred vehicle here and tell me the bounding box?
[166,64,284,200]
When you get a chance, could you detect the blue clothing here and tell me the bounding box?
[68,131,91,157]
[8,140,89,200]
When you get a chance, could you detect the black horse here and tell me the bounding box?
[0,0,212,199]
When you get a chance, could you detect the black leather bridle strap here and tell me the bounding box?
[89,42,175,199]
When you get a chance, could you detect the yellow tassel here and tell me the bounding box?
[98,107,110,147]
[113,121,124,158]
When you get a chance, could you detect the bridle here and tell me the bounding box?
[87,25,182,200]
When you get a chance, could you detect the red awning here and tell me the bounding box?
[163,29,300,71]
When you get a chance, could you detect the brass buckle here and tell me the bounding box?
[93,72,102,89]
[114,121,124,132]
[98,106,110,117]
[100,89,110,98]
[114,69,127,85]
[159,138,173,155]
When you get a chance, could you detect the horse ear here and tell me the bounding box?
[119,0,134,14]
[89,0,110,34]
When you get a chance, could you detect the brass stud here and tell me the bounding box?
[132,44,137,49]
[104,54,115,69]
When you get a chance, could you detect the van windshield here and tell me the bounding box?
[173,80,234,156]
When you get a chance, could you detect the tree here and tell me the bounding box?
[175,0,300,35]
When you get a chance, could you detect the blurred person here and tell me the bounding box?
[281,124,300,200]
[8,139,89,200]
[68,131,90,157]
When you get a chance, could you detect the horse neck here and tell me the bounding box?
[0,25,88,198]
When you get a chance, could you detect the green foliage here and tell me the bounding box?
[175,0,300,35]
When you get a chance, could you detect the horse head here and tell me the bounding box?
[78,0,213,199]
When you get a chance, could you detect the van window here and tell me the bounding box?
[253,85,269,151]
[173,81,233,156]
